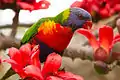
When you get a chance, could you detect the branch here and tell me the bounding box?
[0,24,32,29]
[0,33,20,50]
[10,11,19,37]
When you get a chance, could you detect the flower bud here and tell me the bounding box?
[94,47,108,62]
[94,61,110,74]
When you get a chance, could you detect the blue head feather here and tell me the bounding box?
[63,7,92,31]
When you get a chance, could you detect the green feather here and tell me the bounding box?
[21,17,53,44]
[61,8,70,24]
[54,8,70,24]
[21,8,70,44]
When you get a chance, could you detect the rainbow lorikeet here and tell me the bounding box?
[21,7,92,62]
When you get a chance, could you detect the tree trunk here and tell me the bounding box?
[10,11,19,37]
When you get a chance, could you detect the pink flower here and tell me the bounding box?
[24,53,83,80]
[77,25,120,62]
[17,0,50,10]
[3,43,40,79]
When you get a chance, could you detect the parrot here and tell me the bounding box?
[21,7,92,62]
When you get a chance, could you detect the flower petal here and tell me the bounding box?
[99,26,113,53]
[31,45,39,54]
[24,65,43,80]
[71,1,83,8]
[34,0,50,10]
[57,71,84,80]
[17,2,34,10]
[9,47,23,66]
[76,28,99,51]
[20,43,32,66]
[3,59,26,78]
[17,0,36,4]
[42,53,62,77]
[113,34,120,40]
[112,35,120,46]
[3,59,22,71]
[46,76,63,80]
[31,45,41,69]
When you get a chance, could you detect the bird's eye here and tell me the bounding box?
[79,14,83,20]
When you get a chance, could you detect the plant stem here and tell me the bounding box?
[1,68,16,80]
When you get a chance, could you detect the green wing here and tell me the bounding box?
[21,17,53,44]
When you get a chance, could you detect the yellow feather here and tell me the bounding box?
[38,21,57,35]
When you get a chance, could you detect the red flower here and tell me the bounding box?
[17,0,50,10]
[24,53,83,80]
[3,43,40,79]
[4,44,83,80]
[71,0,120,20]
[113,4,120,12]
[70,1,83,8]
[77,25,120,61]
[1,0,50,10]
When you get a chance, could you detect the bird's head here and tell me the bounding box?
[65,7,92,31]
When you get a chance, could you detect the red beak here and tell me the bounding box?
[82,20,92,29]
